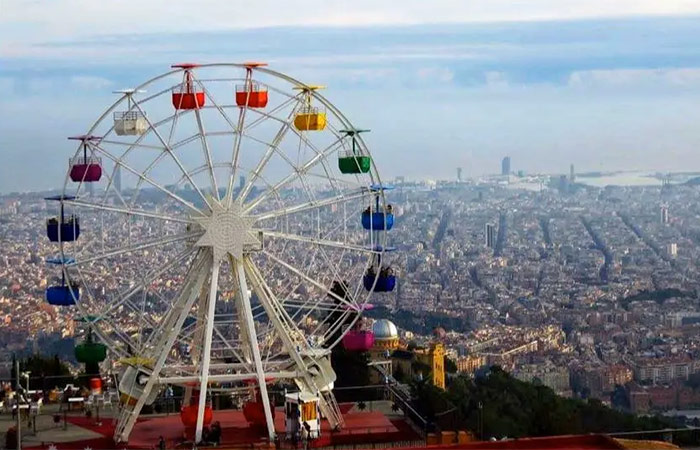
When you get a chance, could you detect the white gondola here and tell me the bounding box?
[114,111,148,135]
[113,89,148,135]
[118,364,158,406]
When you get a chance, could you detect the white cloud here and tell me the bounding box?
[2,0,700,49]
[484,71,509,89]
[70,75,114,90]
[416,67,454,83]
[568,68,700,89]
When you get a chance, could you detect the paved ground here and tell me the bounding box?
[0,403,111,446]
[0,400,415,449]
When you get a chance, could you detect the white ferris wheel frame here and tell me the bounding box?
[50,63,393,443]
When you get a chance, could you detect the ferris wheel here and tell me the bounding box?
[42,63,397,443]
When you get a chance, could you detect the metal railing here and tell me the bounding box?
[113,111,146,120]
[69,155,102,165]
[236,83,268,93]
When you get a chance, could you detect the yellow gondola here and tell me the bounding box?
[294,85,327,131]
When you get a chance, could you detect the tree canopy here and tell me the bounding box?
[410,366,671,439]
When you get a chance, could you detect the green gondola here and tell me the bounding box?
[75,330,107,364]
[339,129,371,174]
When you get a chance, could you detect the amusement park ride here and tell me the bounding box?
[43,63,397,445]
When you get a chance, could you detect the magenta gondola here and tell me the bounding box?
[342,329,375,351]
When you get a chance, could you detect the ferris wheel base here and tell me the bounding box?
[105,401,408,448]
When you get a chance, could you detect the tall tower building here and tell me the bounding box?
[660,206,669,225]
[501,156,511,176]
[457,167,462,182]
[485,223,496,249]
[570,164,575,183]
[238,175,246,191]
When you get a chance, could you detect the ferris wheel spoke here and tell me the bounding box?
[232,258,276,440]
[244,259,313,359]
[69,231,200,267]
[194,79,247,204]
[212,325,252,370]
[193,107,220,199]
[115,250,211,442]
[127,105,188,207]
[254,188,367,221]
[262,230,374,255]
[252,243,321,327]
[289,129,343,196]
[84,247,197,328]
[131,102,214,212]
[238,105,301,204]
[69,264,132,358]
[64,198,194,224]
[242,95,299,133]
[260,250,355,309]
[304,171,366,192]
[99,139,167,151]
[243,136,344,213]
[227,105,246,206]
[92,143,206,217]
[98,107,188,207]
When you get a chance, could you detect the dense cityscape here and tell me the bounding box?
[4,162,700,417]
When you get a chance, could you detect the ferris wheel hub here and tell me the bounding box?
[192,195,262,261]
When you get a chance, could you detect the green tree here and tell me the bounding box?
[407,365,671,439]
[445,358,458,374]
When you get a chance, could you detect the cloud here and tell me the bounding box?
[2,0,700,50]
[70,75,114,90]
[416,67,454,83]
[568,68,700,89]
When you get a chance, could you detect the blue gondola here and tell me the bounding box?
[46,284,80,306]
[363,267,396,292]
[46,217,80,242]
[45,195,80,242]
[45,254,79,306]
[362,184,398,292]
[368,183,395,192]
[361,210,394,230]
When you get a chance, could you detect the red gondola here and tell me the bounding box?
[171,63,205,110]
[180,405,213,428]
[236,83,268,108]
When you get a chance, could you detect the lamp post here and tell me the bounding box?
[15,360,22,450]
[478,401,483,440]
[22,371,31,394]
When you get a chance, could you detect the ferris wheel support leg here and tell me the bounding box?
[195,256,220,443]
[243,258,344,430]
[114,251,211,443]
[235,259,276,441]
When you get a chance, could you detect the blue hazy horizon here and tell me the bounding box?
[2,16,700,193]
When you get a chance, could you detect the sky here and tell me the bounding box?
[2,1,700,192]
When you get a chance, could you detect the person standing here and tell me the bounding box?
[300,422,308,450]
